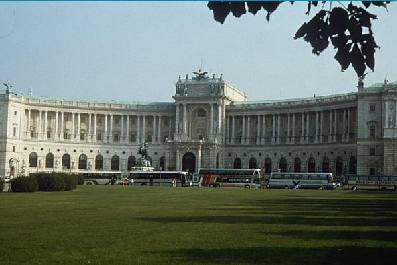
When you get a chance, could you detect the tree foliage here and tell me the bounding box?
[207,1,390,78]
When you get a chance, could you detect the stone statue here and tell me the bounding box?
[137,142,151,167]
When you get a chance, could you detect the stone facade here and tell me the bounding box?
[1,71,397,178]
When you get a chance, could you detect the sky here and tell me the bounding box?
[0,1,396,103]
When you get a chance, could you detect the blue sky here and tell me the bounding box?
[0,2,396,102]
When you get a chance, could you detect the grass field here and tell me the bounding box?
[0,186,396,265]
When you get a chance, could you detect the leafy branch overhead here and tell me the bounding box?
[207,1,390,78]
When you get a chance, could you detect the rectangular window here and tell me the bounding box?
[369,147,375,156]
[12,146,15,152]
[113,134,119,142]
[369,104,376,112]
[13,127,16,137]
[14,111,17,115]
[369,125,376,139]
[97,133,102,141]
[369,168,376,175]
[47,131,51,139]
[80,133,85,140]
[130,134,136,142]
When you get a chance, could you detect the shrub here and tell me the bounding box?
[33,173,65,191]
[0,179,4,192]
[63,174,78,191]
[30,173,78,191]
[77,174,85,185]
[11,176,38,192]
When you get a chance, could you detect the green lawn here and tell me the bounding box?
[0,186,396,265]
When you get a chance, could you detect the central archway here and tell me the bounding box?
[182,152,196,173]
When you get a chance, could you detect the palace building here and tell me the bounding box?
[1,70,397,178]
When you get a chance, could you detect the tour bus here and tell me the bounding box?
[129,171,188,187]
[80,171,122,185]
[197,168,262,189]
[343,175,397,191]
[267,172,335,189]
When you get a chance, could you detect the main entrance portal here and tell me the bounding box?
[182,152,196,173]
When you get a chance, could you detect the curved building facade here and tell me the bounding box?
[1,71,397,178]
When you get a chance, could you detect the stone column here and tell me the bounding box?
[93,114,97,141]
[256,115,261,144]
[347,109,351,142]
[242,115,246,144]
[333,110,337,142]
[320,111,324,143]
[72,112,75,141]
[385,101,389,128]
[55,111,58,140]
[175,104,180,134]
[306,113,309,144]
[137,115,141,144]
[126,115,130,143]
[218,103,222,134]
[44,111,48,139]
[246,115,250,144]
[315,111,319,143]
[329,110,333,143]
[142,115,146,142]
[292,113,296,144]
[77,113,80,141]
[104,114,108,142]
[61,112,64,140]
[121,115,124,142]
[110,114,113,143]
[158,116,161,143]
[287,113,291,144]
[27,109,31,138]
[343,109,347,142]
[210,103,214,135]
[277,114,281,144]
[301,112,305,143]
[88,113,92,142]
[183,104,187,134]
[38,110,42,139]
[262,114,266,144]
[176,149,180,171]
[272,114,276,144]
[231,115,235,144]
[152,115,156,143]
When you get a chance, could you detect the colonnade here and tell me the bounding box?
[226,108,355,145]
[25,109,170,144]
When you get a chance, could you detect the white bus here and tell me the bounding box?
[197,168,262,189]
[268,172,335,189]
[129,171,188,187]
[80,171,122,185]
[343,175,397,191]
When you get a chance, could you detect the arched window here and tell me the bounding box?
[233,157,242,169]
[111,155,119,171]
[159,156,166,171]
[45,153,54,168]
[78,154,87,170]
[264,158,272,174]
[127,156,136,171]
[249,157,257,169]
[349,156,357,174]
[294,157,301,173]
[307,157,315,173]
[322,157,330,173]
[29,152,38,167]
[335,157,343,176]
[62,154,71,169]
[95,155,103,170]
[279,157,287,172]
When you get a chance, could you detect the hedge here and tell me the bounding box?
[30,173,78,192]
[0,179,4,192]
[11,176,38,192]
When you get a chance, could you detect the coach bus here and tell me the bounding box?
[129,171,188,187]
[267,172,335,189]
[197,168,262,189]
[80,171,122,185]
[343,175,397,191]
